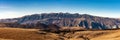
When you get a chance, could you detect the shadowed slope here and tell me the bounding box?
[0,13,120,30]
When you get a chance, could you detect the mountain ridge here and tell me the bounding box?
[0,13,120,30]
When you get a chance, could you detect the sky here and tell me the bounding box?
[0,0,120,19]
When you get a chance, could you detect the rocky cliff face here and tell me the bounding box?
[0,13,120,30]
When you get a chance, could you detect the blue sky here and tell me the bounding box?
[0,0,120,19]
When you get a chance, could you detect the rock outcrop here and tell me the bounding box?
[0,13,120,30]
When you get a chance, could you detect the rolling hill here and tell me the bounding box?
[0,27,120,40]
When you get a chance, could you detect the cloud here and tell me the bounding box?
[0,11,24,19]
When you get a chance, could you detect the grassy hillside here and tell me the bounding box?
[0,28,59,40]
[91,30,120,40]
[0,28,120,40]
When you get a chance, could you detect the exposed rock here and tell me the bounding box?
[0,13,120,30]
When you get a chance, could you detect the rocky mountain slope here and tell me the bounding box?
[0,13,120,30]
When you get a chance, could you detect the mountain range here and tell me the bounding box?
[0,13,120,31]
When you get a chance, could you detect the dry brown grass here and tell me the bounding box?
[91,30,120,40]
[0,28,59,40]
[0,27,120,40]
[58,29,119,40]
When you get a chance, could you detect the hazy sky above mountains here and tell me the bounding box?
[0,0,120,19]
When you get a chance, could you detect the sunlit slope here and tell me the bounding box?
[91,30,120,40]
[0,28,59,40]
[0,28,120,40]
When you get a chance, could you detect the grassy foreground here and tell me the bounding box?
[0,28,59,40]
[0,28,120,40]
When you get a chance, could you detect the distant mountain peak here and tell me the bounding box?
[0,13,120,30]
